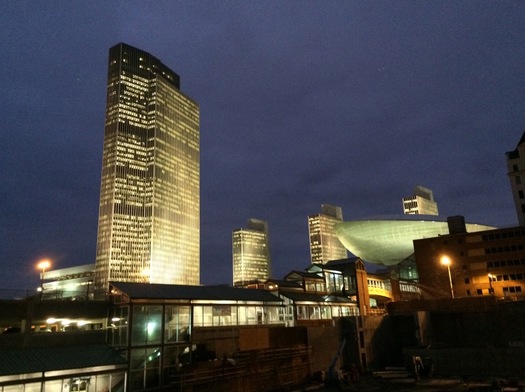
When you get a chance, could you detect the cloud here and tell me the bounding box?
[1,1,525,290]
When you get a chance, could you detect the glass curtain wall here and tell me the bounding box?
[296,304,358,320]
[0,372,125,392]
[127,304,192,391]
[117,302,281,390]
[192,305,280,327]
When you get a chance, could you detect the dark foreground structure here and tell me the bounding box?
[1,285,524,391]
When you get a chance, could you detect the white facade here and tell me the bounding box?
[506,132,525,226]
[402,185,438,215]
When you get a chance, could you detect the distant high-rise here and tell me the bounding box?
[402,186,438,215]
[232,219,271,286]
[506,131,525,226]
[308,205,347,264]
[95,43,200,293]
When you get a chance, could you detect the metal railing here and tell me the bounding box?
[169,346,312,392]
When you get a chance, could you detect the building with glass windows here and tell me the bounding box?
[308,205,348,264]
[0,344,127,392]
[506,131,525,226]
[232,219,271,286]
[40,264,95,300]
[414,224,525,300]
[95,43,200,294]
[107,282,286,390]
[402,186,439,215]
[0,300,124,392]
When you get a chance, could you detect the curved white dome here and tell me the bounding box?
[334,216,495,266]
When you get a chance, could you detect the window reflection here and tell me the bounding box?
[132,305,162,345]
[164,306,190,342]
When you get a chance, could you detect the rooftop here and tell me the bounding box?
[110,282,282,302]
[0,344,126,376]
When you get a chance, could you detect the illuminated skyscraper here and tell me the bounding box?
[232,219,271,286]
[308,205,347,264]
[95,43,200,293]
[402,186,438,215]
[506,132,525,226]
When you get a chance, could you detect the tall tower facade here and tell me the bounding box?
[308,205,347,264]
[95,43,200,293]
[402,186,438,215]
[506,132,525,226]
[232,219,271,286]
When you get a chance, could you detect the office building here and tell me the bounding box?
[506,131,525,226]
[232,219,271,286]
[95,43,200,293]
[413,221,525,300]
[308,205,347,264]
[41,264,95,300]
[402,185,438,215]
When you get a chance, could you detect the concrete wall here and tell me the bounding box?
[405,348,525,378]
[363,300,525,378]
[186,323,343,390]
[307,323,341,373]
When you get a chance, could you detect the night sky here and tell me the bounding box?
[2,1,525,292]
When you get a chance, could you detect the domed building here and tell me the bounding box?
[334,215,496,266]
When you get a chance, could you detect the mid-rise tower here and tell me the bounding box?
[506,132,525,226]
[402,186,438,215]
[95,43,200,293]
[232,219,271,286]
[308,205,347,264]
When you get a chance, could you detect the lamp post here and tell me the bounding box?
[440,255,454,299]
[86,279,93,300]
[488,273,494,295]
[37,259,51,299]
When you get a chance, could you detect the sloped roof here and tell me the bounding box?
[266,279,303,289]
[110,282,282,303]
[323,258,361,271]
[280,291,354,304]
[285,271,323,280]
[518,131,525,147]
[507,131,525,158]
[0,344,126,376]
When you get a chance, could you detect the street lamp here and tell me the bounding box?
[37,259,51,298]
[488,273,494,295]
[86,279,93,300]
[440,255,454,299]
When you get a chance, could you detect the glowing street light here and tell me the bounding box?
[37,259,51,297]
[440,255,454,299]
[488,273,494,295]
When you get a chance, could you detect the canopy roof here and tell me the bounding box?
[0,344,126,376]
[110,282,282,303]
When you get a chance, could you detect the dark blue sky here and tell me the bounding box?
[1,1,525,292]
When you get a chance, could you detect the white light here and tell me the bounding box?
[147,322,156,335]
[47,318,57,324]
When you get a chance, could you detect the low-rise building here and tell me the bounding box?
[107,282,288,390]
[0,344,127,392]
[41,264,95,301]
[414,224,525,299]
